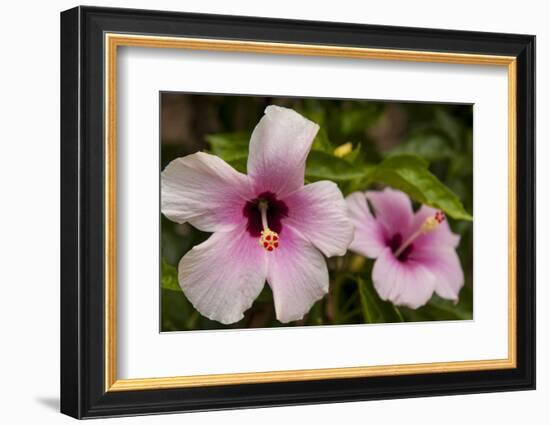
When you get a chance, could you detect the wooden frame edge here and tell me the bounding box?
[108,358,516,391]
[104,33,518,392]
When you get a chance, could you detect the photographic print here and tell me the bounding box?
[160,94,474,331]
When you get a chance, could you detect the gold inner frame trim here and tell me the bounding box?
[104,33,517,392]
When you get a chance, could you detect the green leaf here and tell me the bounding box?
[428,297,472,320]
[227,156,247,174]
[342,142,362,163]
[448,153,473,178]
[161,258,181,292]
[311,128,334,153]
[386,133,455,162]
[371,154,472,221]
[305,150,369,182]
[205,132,249,162]
[400,292,473,322]
[357,276,403,323]
[204,131,371,183]
[161,288,192,331]
[204,133,249,173]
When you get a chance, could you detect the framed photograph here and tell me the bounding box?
[60,6,535,419]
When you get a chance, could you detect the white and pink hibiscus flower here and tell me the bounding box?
[161,105,354,324]
[346,188,464,309]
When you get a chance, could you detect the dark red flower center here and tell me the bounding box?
[387,233,413,262]
[243,192,289,237]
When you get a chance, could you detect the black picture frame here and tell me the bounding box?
[60,5,535,419]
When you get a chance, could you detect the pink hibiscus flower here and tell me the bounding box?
[346,188,464,309]
[162,105,353,324]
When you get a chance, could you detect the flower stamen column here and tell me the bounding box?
[394,211,445,258]
[258,200,280,252]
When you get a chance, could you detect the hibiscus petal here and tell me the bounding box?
[410,247,464,302]
[345,191,387,258]
[266,227,329,323]
[411,205,461,249]
[283,181,353,257]
[178,228,267,324]
[247,105,319,197]
[366,188,414,236]
[372,247,436,309]
[161,152,253,232]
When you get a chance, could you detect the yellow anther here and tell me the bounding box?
[259,229,279,252]
[421,216,439,233]
[333,142,353,158]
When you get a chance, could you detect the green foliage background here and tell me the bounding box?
[160,94,473,331]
